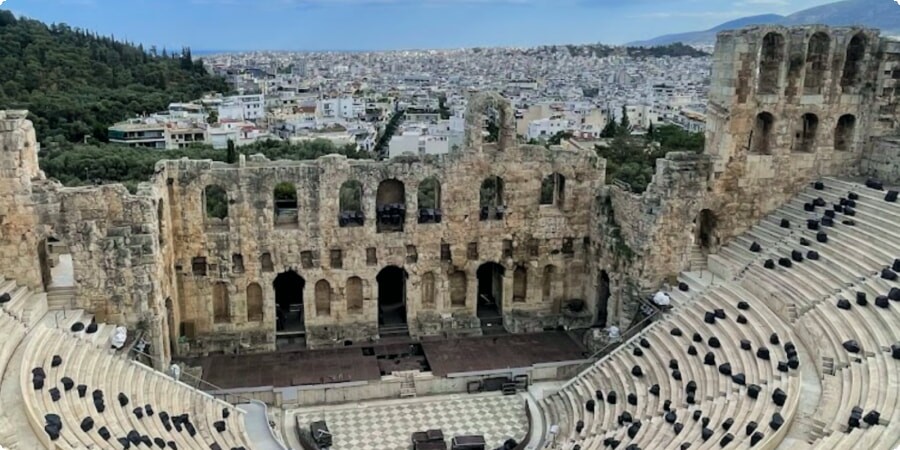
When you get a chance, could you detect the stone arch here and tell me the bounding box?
[750,112,775,155]
[464,92,516,151]
[246,282,263,322]
[273,181,298,227]
[540,173,566,207]
[758,32,785,95]
[513,265,527,303]
[315,279,332,317]
[213,282,230,323]
[804,32,830,95]
[449,270,467,307]
[542,265,557,303]
[834,114,856,151]
[204,185,228,220]
[696,209,718,251]
[841,32,867,89]
[795,113,819,153]
[339,180,364,227]
[346,276,364,313]
[479,176,505,221]
[376,179,406,233]
[476,262,505,321]
[274,270,304,332]
[377,266,408,331]
[417,177,442,224]
[421,271,436,308]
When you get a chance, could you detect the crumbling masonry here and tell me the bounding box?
[1,26,898,366]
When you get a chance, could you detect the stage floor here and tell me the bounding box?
[189,331,588,390]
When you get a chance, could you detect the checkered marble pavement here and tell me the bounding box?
[288,393,528,450]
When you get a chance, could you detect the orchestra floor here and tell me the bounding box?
[285,392,529,450]
[190,330,588,389]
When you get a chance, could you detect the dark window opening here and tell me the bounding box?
[477,262,505,326]
[540,173,566,207]
[377,266,408,332]
[339,180,364,227]
[479,176,506,221]
[795,113,819,153]
[758,32,786,95]
[274,181,298,228]
[376,179,406,233]
[804,32,830,95]
[750,112,775,155]
[192,257,207,276]
[841,33,867,90]
[417,177,442,224]
[834,114,856,151]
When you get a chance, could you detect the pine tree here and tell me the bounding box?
[619,105,630,135]
[226,139,237,164]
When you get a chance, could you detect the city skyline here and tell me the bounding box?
[8,0,839,51]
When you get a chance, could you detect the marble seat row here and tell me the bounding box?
[20,325,253,450]
[541,274,800,449]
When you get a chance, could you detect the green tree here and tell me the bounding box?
[0,11,230,144]
[207,109,219,125]
[619,105,630,135]
[600,119,619,138]
[225,139,237,164]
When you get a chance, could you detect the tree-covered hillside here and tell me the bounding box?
[0,10,229,143]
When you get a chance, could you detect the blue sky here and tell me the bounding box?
[6,0,838,51]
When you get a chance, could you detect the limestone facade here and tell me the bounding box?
[0,26,898,365]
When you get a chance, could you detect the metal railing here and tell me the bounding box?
[561,297,662,388]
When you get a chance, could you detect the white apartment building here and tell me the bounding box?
[217,94,266,121]
[527,117,570,141]
[318,97,363,121]
[208,120,271,149]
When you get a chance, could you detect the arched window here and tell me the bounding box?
[513,266,527,303]
[346,276,363,313]
[804,32,830,95]
[479,176,505,221]
[795,113,819,153]
[417,177,442,224]
[449,271,467,307]
[204,185,228,220]
[339,180,364,227]
[540,173,566,207]
[213,282,229,323]
[376,179,406,233]
[834,114,856,151]
[246,283,263,322]
[750,112,775,155]
[542,265,557,304]
[315,280,331,317]
[421,272,436,308]
[274,182,298,227]
[841,33,867,89]
[758,32,785,95]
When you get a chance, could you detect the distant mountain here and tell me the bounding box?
[629,0,900,47]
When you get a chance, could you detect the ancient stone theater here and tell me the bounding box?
[0,25,899,450]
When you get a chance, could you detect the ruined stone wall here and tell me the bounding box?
[0,111,44,290]
[861,136,900,184]
[31,181,170,367]
[590,153,712,326]
[161,122,603,353]
[705,26,893,241]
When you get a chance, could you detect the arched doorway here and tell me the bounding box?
[596,271,611,327]
[696,209,718,252]
[477,262,505,330]
[274,270,305,334]
[377,266,408,336]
